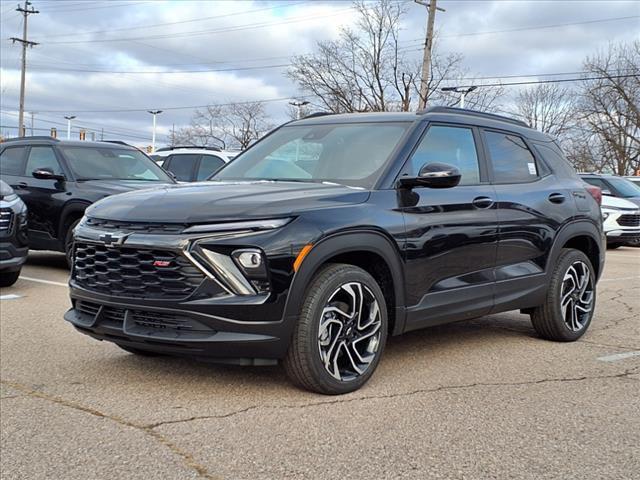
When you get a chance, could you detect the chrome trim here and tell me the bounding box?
[197,248,256,296]
[183,218,291,234]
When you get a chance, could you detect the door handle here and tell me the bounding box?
[15,182,28,189]
[548,193,566,204]
[472,196,494,209]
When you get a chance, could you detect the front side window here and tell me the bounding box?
[25,146,64,176]
[166,154,199,181]
[60,146,171,182]
[408,125,480,185]
[197,155,225,180]
[484,131,538,183]
[0,146,27,175]
[215,123,411,188]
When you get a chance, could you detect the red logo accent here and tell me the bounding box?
[153,260,171,267]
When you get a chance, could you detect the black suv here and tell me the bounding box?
[65,108,605,394]
[0,180,28,287]
[0,137,174,263]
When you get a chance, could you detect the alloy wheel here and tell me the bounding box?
[317,282,382,382]
[560,261,594,332]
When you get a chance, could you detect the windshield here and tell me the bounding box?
[608,177,640,198]
[60,146,172,182]
[214,122,410,188]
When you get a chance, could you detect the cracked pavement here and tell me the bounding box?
[1,249,639,479]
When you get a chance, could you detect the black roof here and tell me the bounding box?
[1,136,136,149]
[290,106,551,142]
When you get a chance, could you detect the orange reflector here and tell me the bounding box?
[293,244,313,272]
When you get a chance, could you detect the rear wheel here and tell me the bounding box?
[284,263,388,395]
[530,249,596,342]
[64,218,81,268]
[0,270,21,287]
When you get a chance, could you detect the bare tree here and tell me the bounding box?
[574,41,639,175]
[514,83,576,138]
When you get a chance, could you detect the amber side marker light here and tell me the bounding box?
[293,244,313,272]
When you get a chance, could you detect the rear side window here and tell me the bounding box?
[484,131,538,183]
[0,146,27,175]
[408,125,481,185]
[165,154,199,181]
[197,155,225,180]
[25,146,64,176]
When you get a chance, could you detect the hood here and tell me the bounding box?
[601,195,639,210]
[75,179,173,196]
[86,180,370,223]
[0,180,14,198]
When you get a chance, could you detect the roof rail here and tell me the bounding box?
[103,140,133,147]
[302,111,334,119]
[155,145,222,152]
[419,106,529,128]
[2,135,59,143]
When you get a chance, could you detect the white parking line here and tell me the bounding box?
[599,276,640,282]
[597,351,640,362]
[19,276,68,287]
[0,294,22,300]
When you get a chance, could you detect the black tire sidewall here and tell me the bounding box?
[0,270,21,287]
[298,265,388,394]
[64,219,81,267]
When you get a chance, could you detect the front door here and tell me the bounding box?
[399,123,498,331]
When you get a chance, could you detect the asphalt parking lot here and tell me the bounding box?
[1,249,639,480]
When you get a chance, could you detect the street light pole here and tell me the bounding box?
[148,110,162,153]
[64,115,76,139]
[441,86,478,108]
[289,100,310,120]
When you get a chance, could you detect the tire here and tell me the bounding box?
[0,270,20,287]
[530,248,596,342]
[64,218,81,268]
[116,344,163,356]
[284,263,388,395]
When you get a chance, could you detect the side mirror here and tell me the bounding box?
[32,167,65,181]
[398,162,461,189]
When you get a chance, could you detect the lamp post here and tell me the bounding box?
[64,115,76,139]
[441,85,478,108]
[289,100,310,120]
[148,110,162,153]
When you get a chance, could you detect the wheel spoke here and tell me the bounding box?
[322,306,351,319]
[358,296,379,330]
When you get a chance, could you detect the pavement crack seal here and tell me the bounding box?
[146,368,640,429]
[0,380,221,480]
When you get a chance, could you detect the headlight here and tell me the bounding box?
[0,193,18,202]
[601,208,618,221]
[183,218,292,234]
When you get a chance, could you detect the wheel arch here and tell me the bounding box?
[549,220,604,280]
[283,230,406,336]
[58,201,90,240]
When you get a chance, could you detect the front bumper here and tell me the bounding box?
[0,242,28,271]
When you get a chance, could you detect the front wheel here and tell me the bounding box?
[0,270,21,287]
[284,263,388,395]
[530,249,596,342]
[64,219,81,268]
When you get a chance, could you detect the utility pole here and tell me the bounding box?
[441,86,478,108]
[415,0,444,110]
[64,115,76,139]
[289,100,310,120]
[148,110,162,153]
[10,1,39,137]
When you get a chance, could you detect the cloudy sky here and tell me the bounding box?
[0,0,638,147]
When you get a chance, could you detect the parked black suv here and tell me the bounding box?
[0,180,28,287]
[0,137,174,264]
[65,107,605,394]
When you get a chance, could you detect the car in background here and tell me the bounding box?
[152,146,236,182]
[626,176,640,188]
[0,180,28,287]
[601,194,640,249]
[579,173,640,207]
[0,137,175,265]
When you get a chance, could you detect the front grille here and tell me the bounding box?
[86,217,186,234]
[130,310,194,330]
[0,208,13,233]
[76,300,125,325]
[617,213,640,227]
[73,242,204,299]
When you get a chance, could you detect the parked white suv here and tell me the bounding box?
[152,146,237,182]
[601,194,640,249]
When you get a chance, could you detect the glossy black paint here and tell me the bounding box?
[0,139,174,252]
[63,108,605,362]
[0,181,28,273]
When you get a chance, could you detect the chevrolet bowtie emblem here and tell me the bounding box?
[99,233,127,246]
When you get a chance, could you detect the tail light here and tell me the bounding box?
[585,185,602,205]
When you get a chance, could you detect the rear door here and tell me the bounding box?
[196,154,226,181]
[482,129,576,312]
[400,123,498,331]
[0,145,28,190]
